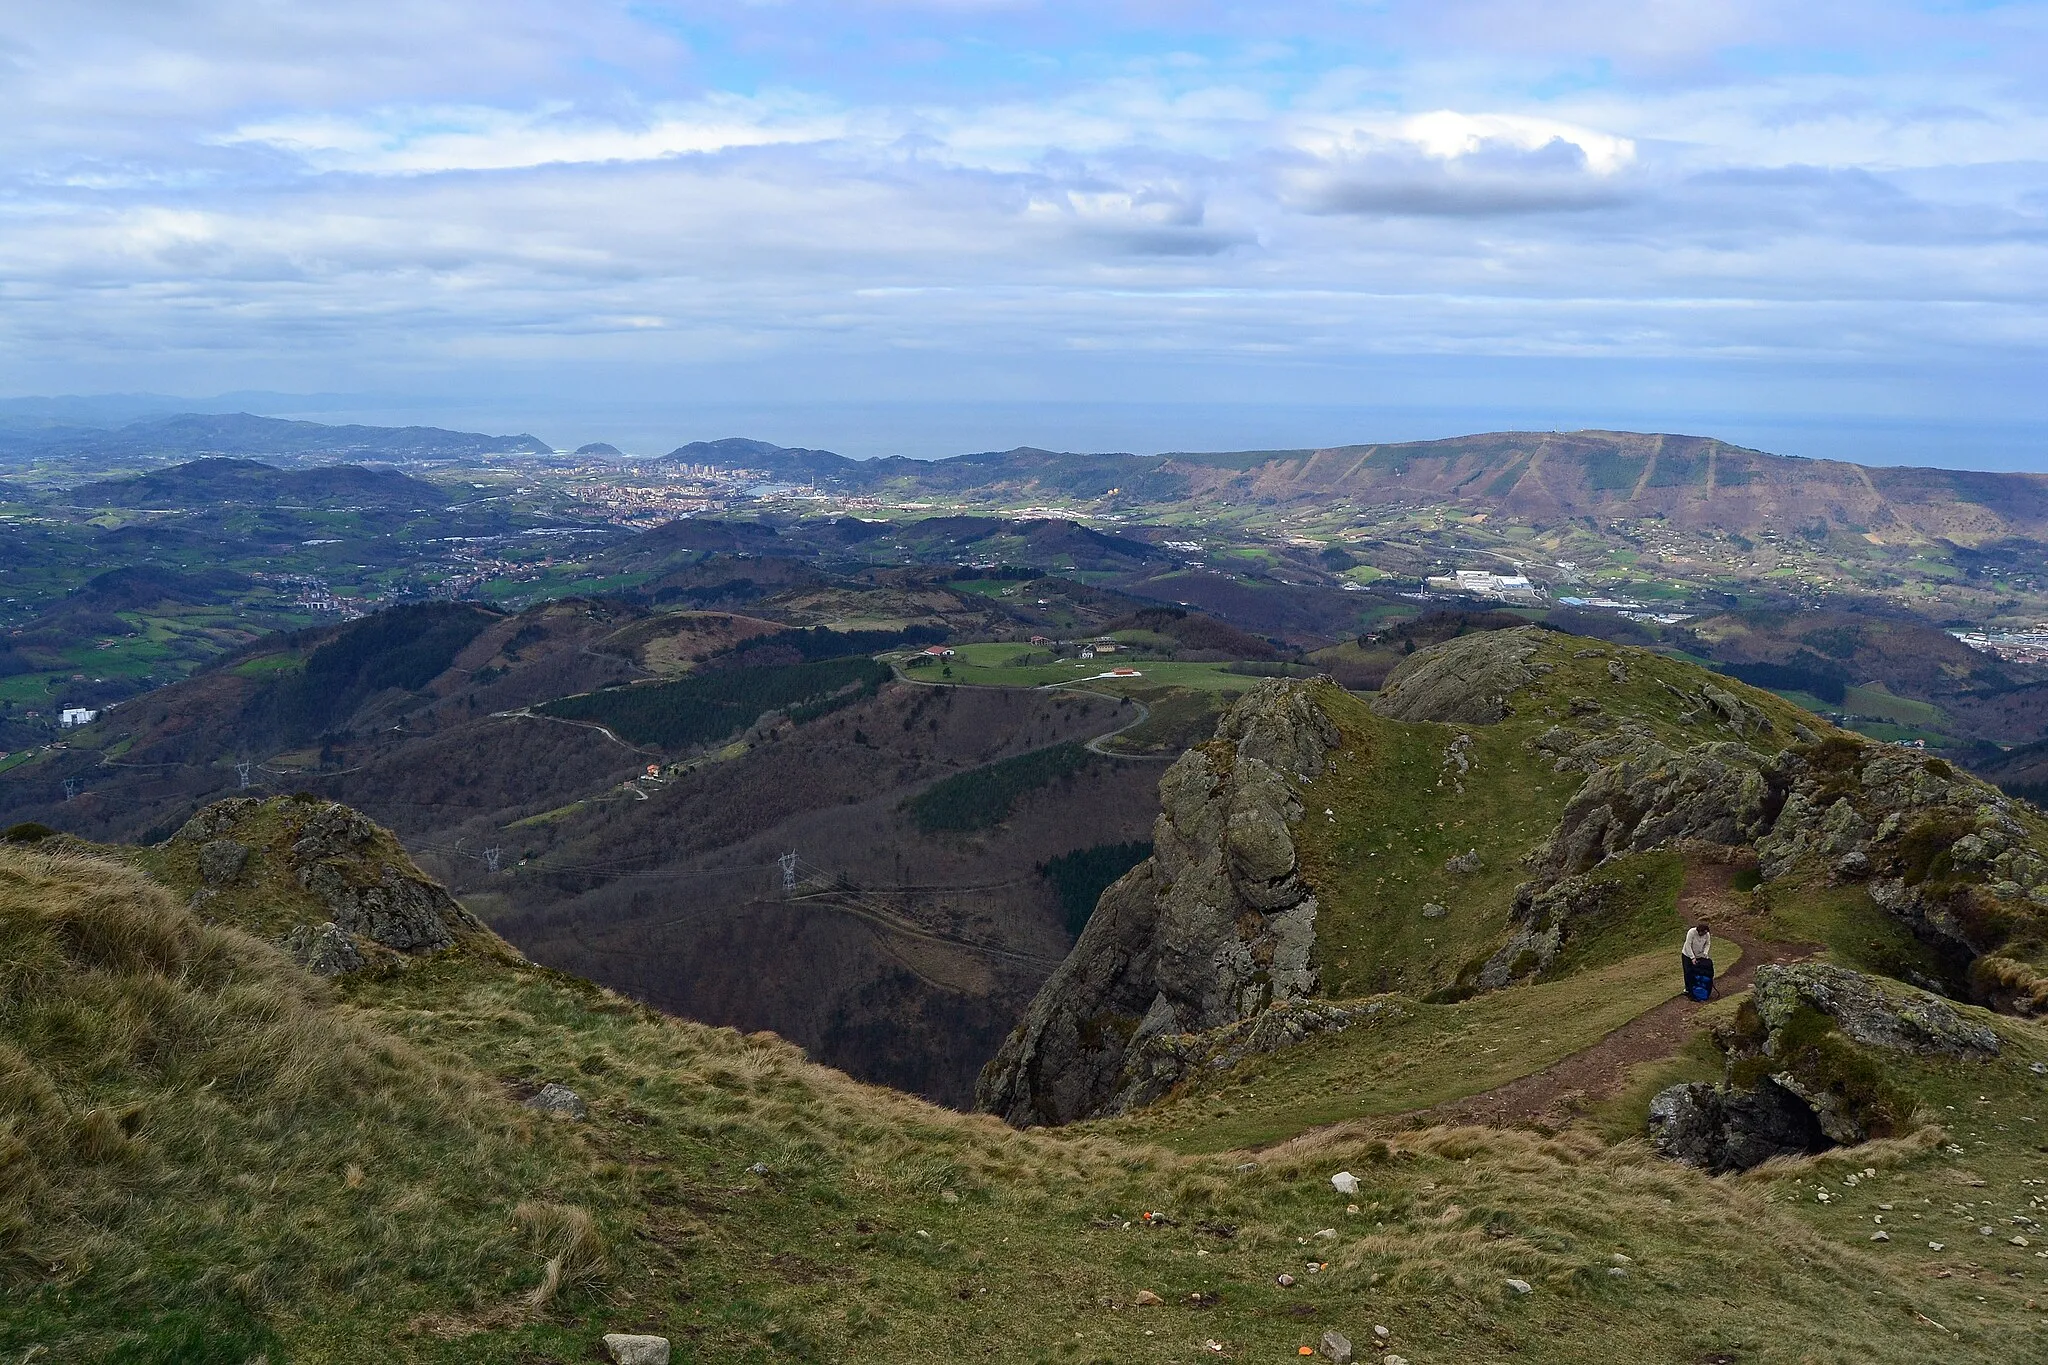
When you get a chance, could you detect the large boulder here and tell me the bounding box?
[977,680,1340,1127]
[1370,627,1543,725]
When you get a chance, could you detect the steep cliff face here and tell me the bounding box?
[975,679,1341,1126]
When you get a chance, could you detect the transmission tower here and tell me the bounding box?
[235,760,252,789]
[484,847,503,874]
[779,851,799,895]
[63,777,79,801]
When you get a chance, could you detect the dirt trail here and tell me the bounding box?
[1409,861,1814,1131]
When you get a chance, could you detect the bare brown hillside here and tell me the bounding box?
[1168,430,2048,540]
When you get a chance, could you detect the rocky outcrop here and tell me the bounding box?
[1525,727,1781,883]
[171,795,483,974]
[1751,963,2000,1060]
[283,921,367,977]
[1651,964,2001,1170]
[1370,627,1542,724]
[1648,1078,1829,1172]
[976,679,1340,1127]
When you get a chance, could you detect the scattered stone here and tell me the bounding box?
[601,1334,670,1365]
[1318,1328,1354,1362]
[1373,1325,1391,1341]
[1444,849,1484,875]
[1275,1273,1297,1288]
[1608,1266,1629,1276]
[1386,1356,1410,1365]
[1237,1162,1262,1174]
[1871,1231,1890,1242]
[1330,1171,1361,1195]
[1133,1290,1164,1306]
[747,1162,769,1175]
[2015,1237,2032,1247]
[523,1084,587,1119]
[2031,1062,2047,1076]
[1420,903,1447,920]
[198,838,249,886]
[1929,1242,1945,1251]
[1506,1278,1533,1295]
[282,921,365,977]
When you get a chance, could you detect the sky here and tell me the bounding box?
[3,1,2047,464]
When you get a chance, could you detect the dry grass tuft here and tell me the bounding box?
[515,1202,607,1311]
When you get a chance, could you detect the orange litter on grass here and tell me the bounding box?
[1298,1350,1315,1357]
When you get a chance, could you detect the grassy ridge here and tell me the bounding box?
[8,839,2048,1361]
[538,655,888,748]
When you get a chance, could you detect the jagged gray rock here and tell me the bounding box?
[977,679,1341,1127]
[300,860,461,952]
[282,921,366,977]
[1370,627,1542,724]
[1526,727,1780,883]
[198,838,250,886]
[1652,964,2001,1170]
[1648,1079,1828,1172]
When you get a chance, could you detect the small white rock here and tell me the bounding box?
[1506,1278,1533,1294]
[1373,1325,1391,1340]
[1929,1242,1945,1251]
[1331,1171,1361,1195]
[1870,1231,1890,1242]
[602,1334,671,1365]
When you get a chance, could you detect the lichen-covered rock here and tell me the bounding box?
[283,921,366,977]
[1751,963,2001,1060]
[170,797,263,843]
[977,680,1340,1127]
[1648,1079,1829,1172]
[300,859,461,952]
[197,838,249,887]
[1370,627,1541,724]
[1525,729,1780,883]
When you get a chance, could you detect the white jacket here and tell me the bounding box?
[1682,928,1712,961]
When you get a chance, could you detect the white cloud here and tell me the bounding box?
[0,0,2044,415]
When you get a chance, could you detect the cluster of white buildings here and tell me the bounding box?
[1425,569,1542,603]
[1952,628,2048,666]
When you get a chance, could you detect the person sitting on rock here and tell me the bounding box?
[1681,922,1714,1001]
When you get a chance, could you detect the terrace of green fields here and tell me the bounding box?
[890,641,1265,693]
